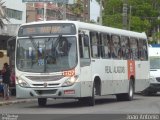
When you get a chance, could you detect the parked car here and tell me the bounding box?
[143,44,160,95]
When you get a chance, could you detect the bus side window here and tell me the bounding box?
[111,35,121,59]
[100,33,110,59]
[130,38,138,60]
[78,34,90,59]
[138,39,148,61]
[90,32,99,58]
[120,36,130,59]
[79,34,83,58]
[78,33,90,67]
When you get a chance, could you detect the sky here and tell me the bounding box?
[90,0,100,22]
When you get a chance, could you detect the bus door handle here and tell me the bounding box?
[92,60,95,62]
[138,64,141,68]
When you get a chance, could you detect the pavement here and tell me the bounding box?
[0,94,35,106]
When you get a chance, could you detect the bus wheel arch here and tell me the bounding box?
[86,76,101,106]
[94,76,101,96]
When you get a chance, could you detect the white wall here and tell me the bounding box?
[4,0,26,24]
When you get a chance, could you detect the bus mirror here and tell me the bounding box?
[0,51,4,58]
[84,35,89,46]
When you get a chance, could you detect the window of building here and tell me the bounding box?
[36,8,44,15]
[6,8,22,20]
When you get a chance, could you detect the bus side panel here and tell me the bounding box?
[112,60,129,94]
[80,66,93,97]
[91,59,129,95]
[135,61,150,92]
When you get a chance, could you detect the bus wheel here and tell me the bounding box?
[38,98,47,106]
[116,80,134,101]
[87,82,95,106]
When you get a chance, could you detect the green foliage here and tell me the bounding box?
[71,0,84,16]
[100,0,160,37]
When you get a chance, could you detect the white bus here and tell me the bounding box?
[143,44,160,95]
[15,21,150,106]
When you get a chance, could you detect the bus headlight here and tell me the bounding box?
[62,75,79,87]
[17,79,30,88]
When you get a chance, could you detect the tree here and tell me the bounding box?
[70,0,84,17]
[0,0,9,28]
[101,0,160,38]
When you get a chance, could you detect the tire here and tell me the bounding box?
[38,98,47,106]
[87,82,95,106]
[116,80,134,101]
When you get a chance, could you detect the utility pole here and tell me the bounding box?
[122,0,128,30]
[63,0,66,20]
[43,3,47,21]
[128,5,132,30]
[99,0,103,25]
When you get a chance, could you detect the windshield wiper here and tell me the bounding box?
[29,35,38,51]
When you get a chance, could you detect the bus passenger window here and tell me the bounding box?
[101,33,110,59]
[130,38,138,60]
[138,39,148,60]
[90,32,99,58]
[120,36,130,59]
[111,35,121,59]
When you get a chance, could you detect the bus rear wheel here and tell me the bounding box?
[116,80,134,101]
[38,98,47,106]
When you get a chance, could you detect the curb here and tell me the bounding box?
[0,99,35,106]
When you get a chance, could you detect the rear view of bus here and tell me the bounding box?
[145,44,160,95]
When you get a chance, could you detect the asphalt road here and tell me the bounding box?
[0,94,160,120]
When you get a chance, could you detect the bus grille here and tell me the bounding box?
[26,75,64,82]
[156,77,160,82]
[32,83,60,87]
[35,89,57,95]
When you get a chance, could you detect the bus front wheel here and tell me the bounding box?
[87,82,95,106]
[38,98,47,106]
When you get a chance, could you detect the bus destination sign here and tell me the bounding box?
[18,23,76,37]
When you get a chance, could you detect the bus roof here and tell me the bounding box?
[20,20,147,39]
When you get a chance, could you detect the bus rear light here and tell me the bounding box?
[64,90,75,94]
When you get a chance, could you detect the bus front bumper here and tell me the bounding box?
[16,82,81,99]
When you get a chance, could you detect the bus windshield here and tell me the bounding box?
[16,36,77,73]
[150,57,160,69]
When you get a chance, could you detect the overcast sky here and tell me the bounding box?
[90,0,100,21]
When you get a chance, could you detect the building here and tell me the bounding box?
[0,0,26,68]
[0,0,26,50]
[26,1,90,22]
